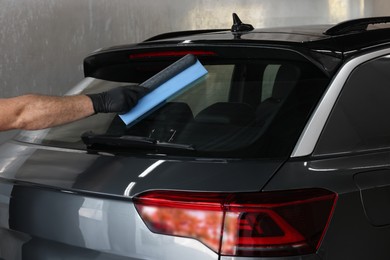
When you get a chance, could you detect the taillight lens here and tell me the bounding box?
[133,189,337,257]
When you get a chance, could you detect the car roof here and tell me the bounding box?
[103,16,390,55]
[144,25,331,44]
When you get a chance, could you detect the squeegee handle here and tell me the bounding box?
[140,54,198,92]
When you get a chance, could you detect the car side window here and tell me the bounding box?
[314,55,390,156]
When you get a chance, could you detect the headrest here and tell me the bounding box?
[272,65,301,100]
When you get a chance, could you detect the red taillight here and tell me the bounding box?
[129,50,216,59]
[133,189,337,257]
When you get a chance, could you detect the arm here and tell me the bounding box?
[0,85,147,131]
[0,94,94,131]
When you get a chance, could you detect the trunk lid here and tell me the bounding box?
[0,142,284,197]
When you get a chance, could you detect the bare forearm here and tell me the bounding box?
[0,85,145,131]
[0,94,94,131]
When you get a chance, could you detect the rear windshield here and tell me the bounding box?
[16,54,329,158]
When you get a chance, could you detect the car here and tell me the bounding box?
[2,13,390,259]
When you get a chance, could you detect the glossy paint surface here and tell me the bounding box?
[0,142,283,197]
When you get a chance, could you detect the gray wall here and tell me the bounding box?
[1,0,390,141]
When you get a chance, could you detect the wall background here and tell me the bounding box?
[1,0,390,141]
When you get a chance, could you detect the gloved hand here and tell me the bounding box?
[87,85,148,114]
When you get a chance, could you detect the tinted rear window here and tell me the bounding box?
[16,51,329,158]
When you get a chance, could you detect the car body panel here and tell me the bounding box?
[263,151,390,259]
[354,169,390,227]
[0,142,284,197]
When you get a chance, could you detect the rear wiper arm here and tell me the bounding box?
[81,131,195,151]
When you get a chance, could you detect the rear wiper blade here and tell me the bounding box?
[81,131,195,151]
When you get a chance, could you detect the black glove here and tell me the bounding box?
[87,85,148,114]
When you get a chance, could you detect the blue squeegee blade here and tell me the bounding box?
[119,60,208,125]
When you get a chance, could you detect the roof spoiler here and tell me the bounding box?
[325,16,390,36]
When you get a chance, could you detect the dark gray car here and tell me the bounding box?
[2,15,390,259]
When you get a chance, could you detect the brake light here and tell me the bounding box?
[133,189,337,257]
[129,50,216,59]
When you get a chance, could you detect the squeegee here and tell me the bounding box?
[119,54,208,125]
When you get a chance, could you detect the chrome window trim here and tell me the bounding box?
[291,48,390,158]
